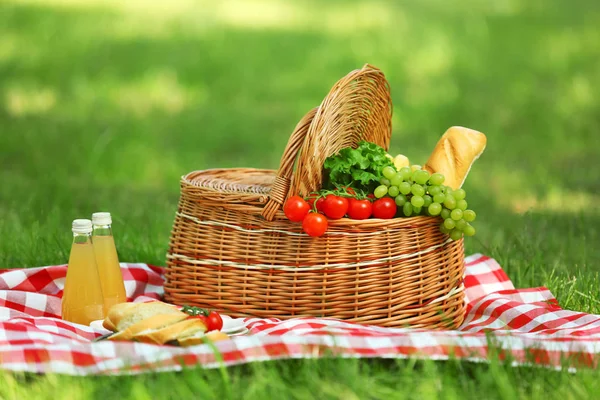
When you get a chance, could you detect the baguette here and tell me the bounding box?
[423,126,487,190]
[133,318,207,345]
[107,313,189,342]
[102,302,137,331]
[103,301,183,332]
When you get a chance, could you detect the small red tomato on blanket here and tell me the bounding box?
[206,311,223,332]
[372,198,397,219]
[182,305,222,331]
[284,196,310,222]
[347,198,372,220]
[322,195,348,219]
[302,213,328,237]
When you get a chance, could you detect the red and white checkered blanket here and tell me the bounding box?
[1,254,599,375]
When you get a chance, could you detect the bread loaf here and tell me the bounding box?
[102,302,136,331]
[423,126,487,190]
[107,313,189,342]
[132,318,207,345]
[103,301,182,331]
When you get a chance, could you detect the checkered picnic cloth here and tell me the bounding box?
[1,254,599,375]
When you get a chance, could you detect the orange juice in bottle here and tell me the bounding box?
[92,212,127,311]
[62,219,105,325]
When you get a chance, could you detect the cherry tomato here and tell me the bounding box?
[316,197,325,212]
[206,311,223,332]
[347,198,372,220]
[372,198,397,219]
[367,194,376,200]
[284,196,310,222]
[306,196,325,213]
[302,213,328,237]
[322,195,349,219]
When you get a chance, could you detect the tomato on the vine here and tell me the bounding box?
[284,196,310,222]
[302,213,328,237]
[316,197,325,212]
[347,198,372,220]
[372,198,397,219]
[322,195,348,219]
[306,196,325,213]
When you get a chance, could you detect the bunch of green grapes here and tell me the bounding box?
[373,166,477,241]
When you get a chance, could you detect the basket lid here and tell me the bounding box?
[181,168,277,207]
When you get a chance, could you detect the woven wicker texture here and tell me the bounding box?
[165,64,466,329]
[289,64,392,197]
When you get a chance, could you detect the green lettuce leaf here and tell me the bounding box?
[322,141,394,192]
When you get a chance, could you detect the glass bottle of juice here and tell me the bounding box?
[92,212,127,312]
[62,219,106,325]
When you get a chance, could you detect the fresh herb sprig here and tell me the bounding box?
[182,305,210,317]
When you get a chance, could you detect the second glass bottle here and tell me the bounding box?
[92,212,127,312]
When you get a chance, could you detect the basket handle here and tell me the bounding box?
[262,107,318,221]
[262,64,392,221]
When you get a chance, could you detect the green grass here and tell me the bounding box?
[3,357,600,400]
[1,0,599,398]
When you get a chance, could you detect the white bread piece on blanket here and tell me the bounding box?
[103,301,182,332]
[107,313,189,342]
[132,318,208,345]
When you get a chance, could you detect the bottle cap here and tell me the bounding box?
[72,219,93,234]
[92,212,112,226]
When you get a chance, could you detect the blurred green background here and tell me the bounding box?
[1,0,599,306]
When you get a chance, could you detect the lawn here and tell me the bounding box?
[1,0,599,398]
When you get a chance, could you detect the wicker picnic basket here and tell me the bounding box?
[164,64,465,329]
